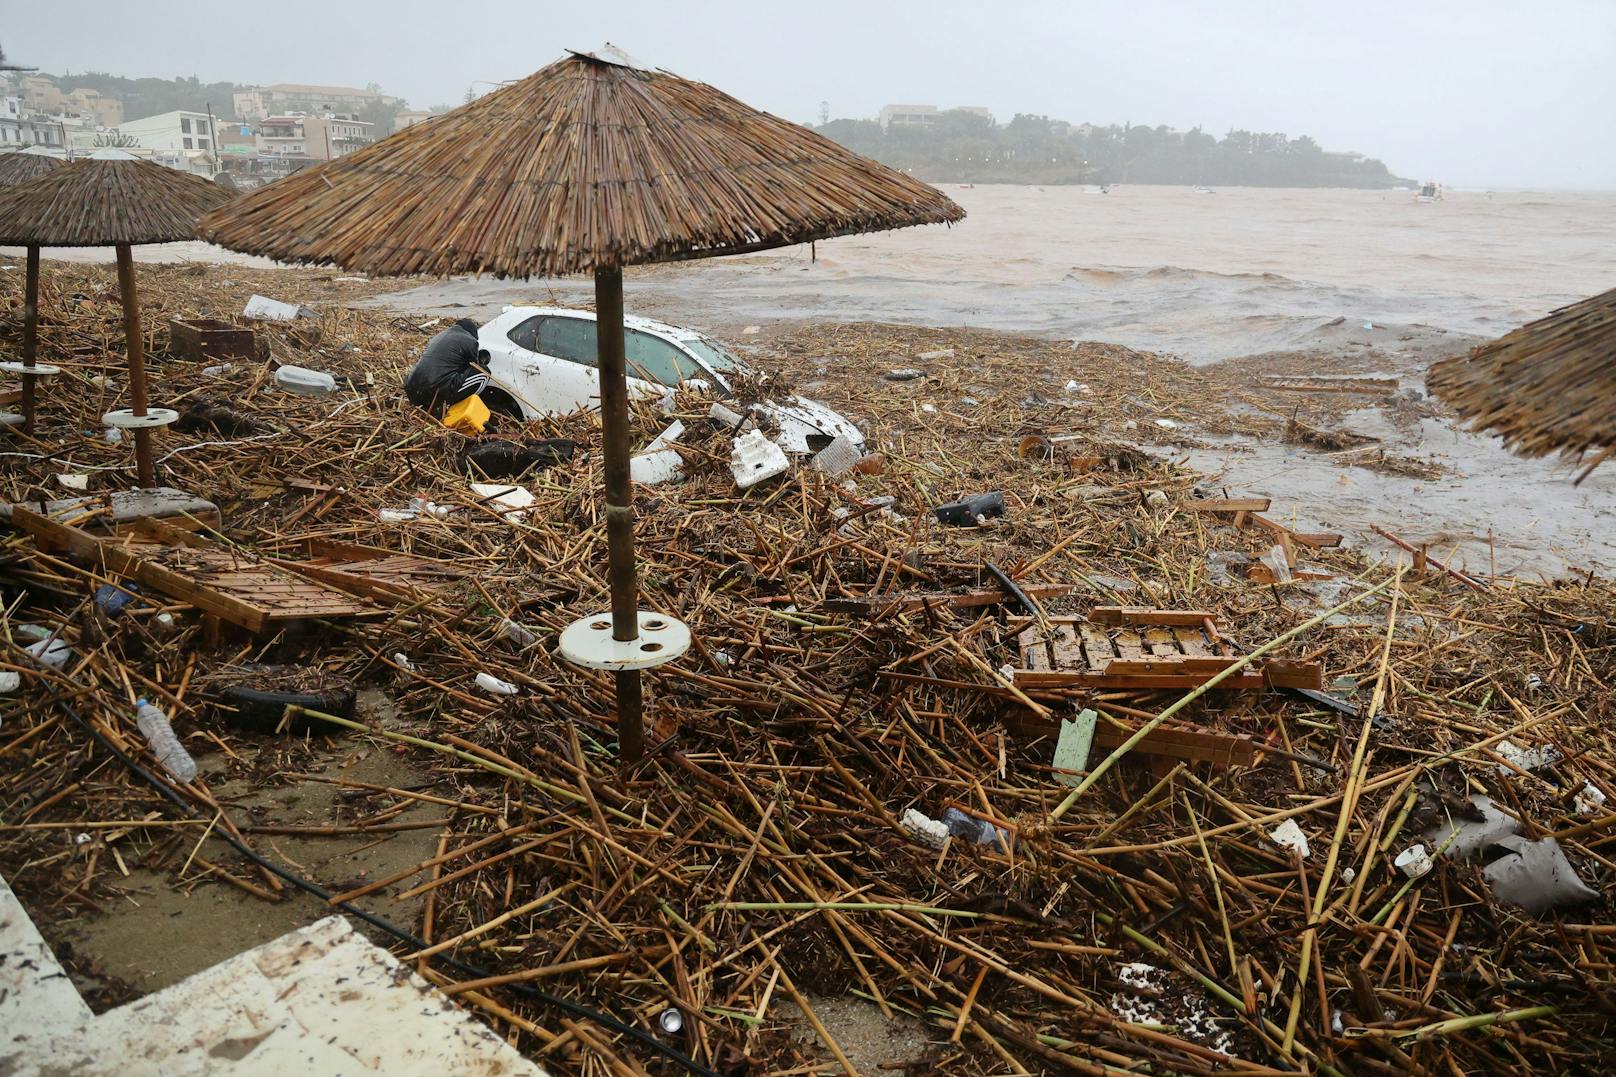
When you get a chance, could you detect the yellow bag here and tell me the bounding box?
[442,394,490,434]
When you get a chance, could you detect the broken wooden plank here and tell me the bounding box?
[825,583,1075,618]
[1185,497,1271,514]
[1003,708,1258,767]
[1091,606,1218,627]
[1249,514,1343,549]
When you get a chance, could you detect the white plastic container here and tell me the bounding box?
[275,365,336,396]
[1394,843,1432,879]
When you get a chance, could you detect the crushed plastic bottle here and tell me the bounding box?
[1259,544,1293,583]
[497,618,538,648]
[941,807,1015,853]
[135,699,197,783]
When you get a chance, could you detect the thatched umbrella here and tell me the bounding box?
[0,151,232,483]
[0,152,65,434]
[1428,288,1616,482]
[200,46,963,762]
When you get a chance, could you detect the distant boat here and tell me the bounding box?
[958,183,974,189]
[1415,181,1443,203]
[1084,184,1110,195]
[1193,185,1216,195]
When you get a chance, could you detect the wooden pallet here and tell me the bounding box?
[275,538,468,601]
[1013,606,1321,691]
[12,509,382,634]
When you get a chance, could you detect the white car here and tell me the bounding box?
[477,307,863,454]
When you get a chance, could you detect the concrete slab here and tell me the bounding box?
[0,908,545,1076]
[1,874,94,1058]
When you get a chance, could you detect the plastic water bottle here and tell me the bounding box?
[942,807,1015,853]
[135,699,197,783]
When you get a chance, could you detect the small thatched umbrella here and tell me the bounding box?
[0,152,65,434]
[1428,288,1616,482]
[0,151,233,483]
[201,46,963,762]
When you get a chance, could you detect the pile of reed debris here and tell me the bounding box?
[2,261,1614,1075]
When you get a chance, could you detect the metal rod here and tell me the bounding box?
[115,243,156,489]
[21,244,39,435]
[594,264,644,764]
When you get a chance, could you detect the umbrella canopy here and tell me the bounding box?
[0,155,232,247]
[1428,287,1616,478]
[0,155,232,483]
[198,49,963,275]
[0,153,64,189]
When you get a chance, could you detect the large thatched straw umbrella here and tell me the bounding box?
[1428,288,1616,482]
[200,46,963,762]
[0,152,65,434]
[0,151,232,484]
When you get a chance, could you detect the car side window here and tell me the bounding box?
[624,329,702,386]
[536,317,599,367]
[506,315,544,352]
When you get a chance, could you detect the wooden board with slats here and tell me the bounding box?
[1013,606,1320,691]
[11,508,382,634]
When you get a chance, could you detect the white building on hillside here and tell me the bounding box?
[118,110,217,157]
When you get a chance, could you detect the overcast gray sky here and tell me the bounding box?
[7,0,1612,188]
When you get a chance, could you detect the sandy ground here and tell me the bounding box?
[49,691,441,1007]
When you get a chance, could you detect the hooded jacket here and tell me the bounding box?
[404,319,489,410]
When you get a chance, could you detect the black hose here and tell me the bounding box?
[52,701,719,1077]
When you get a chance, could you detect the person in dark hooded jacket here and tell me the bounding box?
[404,319,491,413]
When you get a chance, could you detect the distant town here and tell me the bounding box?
[1,70,1407,189]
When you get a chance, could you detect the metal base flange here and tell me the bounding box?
[103,407,179,430]
[0,361,61,377]
[558,610,691,671]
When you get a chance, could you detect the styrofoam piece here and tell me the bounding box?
[709,401,745,428]
[0,361,61,377]
[730,429,789,489]
[1270,819,1310,859]
[630,448,683,485]
[470,482,536,514]
[1,412,23,428]
[242,294,317,321]
[642,420,685,454]
[0,671,18,694]
[55,474,89,491]
[102,407,179,429]
[275,365,336,396]
[0,914,546,1076]
[1575,783,1608,816]
[557,610,691,671]
[900,808,949,849]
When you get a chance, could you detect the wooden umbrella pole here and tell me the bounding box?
[115,243,156,488]
[595,264,645,764]
[21,245,40,435]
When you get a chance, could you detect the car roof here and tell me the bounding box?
[496,305,702,342]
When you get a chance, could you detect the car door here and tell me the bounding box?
[498,314,603,416]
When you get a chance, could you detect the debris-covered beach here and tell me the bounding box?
[4,252,1615,1074]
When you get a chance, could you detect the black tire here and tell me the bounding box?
[215,685,356,736]
[479,387,527,421]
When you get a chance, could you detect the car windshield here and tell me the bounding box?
[680,336,745,373]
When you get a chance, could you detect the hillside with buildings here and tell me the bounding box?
[820,105,1409,187]
[0,70,440,186]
